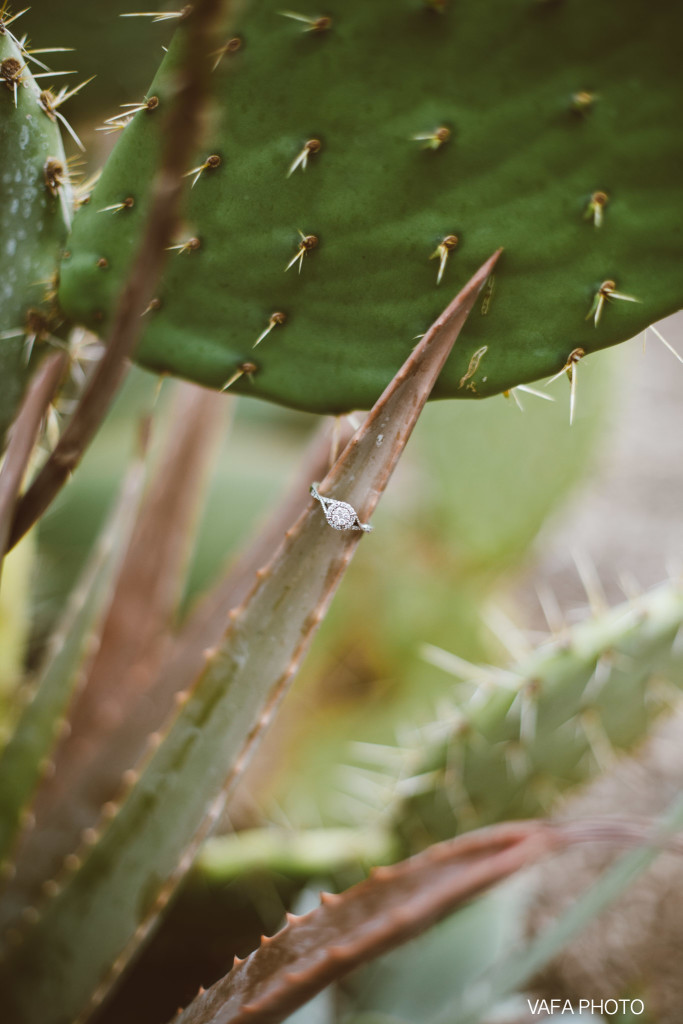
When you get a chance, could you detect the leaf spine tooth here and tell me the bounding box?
[41,878,60,898]
[81,827,99,846]
[63,852,82,872]
[146,731,163,752]
[121,768,140,789]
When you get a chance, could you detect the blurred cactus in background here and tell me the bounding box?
[0,1,682,1022]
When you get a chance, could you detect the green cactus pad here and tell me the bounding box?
[58,0,683,414]
[392,581,683,851]
[0,23,72,437]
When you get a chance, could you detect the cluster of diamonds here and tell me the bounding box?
[323,500,359,531]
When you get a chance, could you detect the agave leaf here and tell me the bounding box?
[168,819,656,1024]
[0,449,147,871]
[0,251,500,1024]
[161,417,356,722]
[439,797,683,1024]
[0,353,67,571]
[2,383,227,912]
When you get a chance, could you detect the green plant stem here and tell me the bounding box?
[195,827,401,884]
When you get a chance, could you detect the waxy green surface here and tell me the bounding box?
[0,27,71,436]
[59,0,683,413]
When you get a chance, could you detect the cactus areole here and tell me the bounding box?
[58,0,683,414]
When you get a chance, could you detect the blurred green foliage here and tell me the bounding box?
[26,347,619,828]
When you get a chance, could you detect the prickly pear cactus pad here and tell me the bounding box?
[0,21,72,436]
[59,0,683,414]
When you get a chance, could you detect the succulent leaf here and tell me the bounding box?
[0,253,498,1024]
[59,0,683,414]
[0,455,146,870]
[0,23,72,439]
[173,821,562,1024]
[1,383,227,912]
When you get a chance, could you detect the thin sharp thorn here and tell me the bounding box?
[54,110,85,151]
[26,46,75,54]
[221,362,257,391]
[546,367,567,386]
[23,333,36,364]
[568,364,577,425]
[285,250,304,273]
[32,70,77,79]
[277,10,331,31]
[437,249,447,284]
[484,605,532,660]
[572,548,608,615]
[536,581,565,636]
[278,10,311,22]
[649,324,683,365]
[121,10,187,21]
[4,7,29,26]
[420,643,519,689]
[587,280,640,326]
[287,151,307,177]
[516,384,555,402]
[510,388,524,411]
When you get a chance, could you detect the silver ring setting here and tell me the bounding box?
[310,483,373,533]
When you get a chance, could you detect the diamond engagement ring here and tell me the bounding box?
[310,483,373,533]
